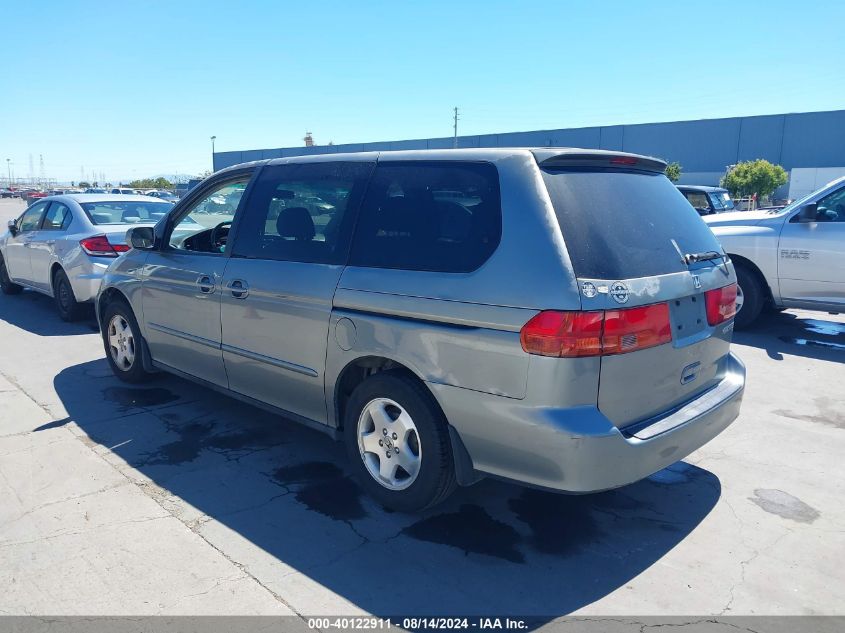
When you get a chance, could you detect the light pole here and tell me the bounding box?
[210,136,216,171]
[6,159,10,187]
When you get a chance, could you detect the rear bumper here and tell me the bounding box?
[430,352,745,493]
[68,259,110,303]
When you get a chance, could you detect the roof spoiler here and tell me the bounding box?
[532,149,667,174]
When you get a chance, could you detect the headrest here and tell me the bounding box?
[276,206,315,241]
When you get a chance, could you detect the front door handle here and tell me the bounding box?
[196,275,215,294]
[227,279,249,299]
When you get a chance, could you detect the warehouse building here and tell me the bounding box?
[213,109,845,200]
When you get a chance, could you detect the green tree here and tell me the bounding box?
[128,176,174,190]
[664,161,682,183]
[721,159,788,202]
[78,181,90,188]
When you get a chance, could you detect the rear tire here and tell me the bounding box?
[734,264,764,330]
[102,299,153,383]
[344,372,456,512]
[53,269,84,321]
[0,255,23,295]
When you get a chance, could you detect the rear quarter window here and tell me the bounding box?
[541,169,723,279]
[349,161,501,273]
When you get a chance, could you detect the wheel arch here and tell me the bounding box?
[332,354,478,487]
[333,355,423,432]
[98,286,132,324]
[729,253,775,306]
[49,261,64,288]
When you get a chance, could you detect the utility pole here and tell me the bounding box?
[6,159,11,187]
[210,136,216,171]
[453,107,460,149]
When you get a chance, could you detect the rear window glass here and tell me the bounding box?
[541,169,723,279]
[81,201,174,225]
[349,162,501,273]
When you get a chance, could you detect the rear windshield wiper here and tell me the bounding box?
[683,250,726,265]
[670,239,727,267]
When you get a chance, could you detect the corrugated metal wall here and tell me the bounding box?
[213,110,845,194]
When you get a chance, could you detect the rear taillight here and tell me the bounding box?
[705,283,737,325]
[603,303,672,355]
[520,311,603,357]
[520,303,672,358]
[79,235,127,257]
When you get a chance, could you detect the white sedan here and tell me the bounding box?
[0,194,183,321]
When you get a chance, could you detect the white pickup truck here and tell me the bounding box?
[703,176,845,328]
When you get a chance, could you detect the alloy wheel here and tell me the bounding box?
[108,314,136,371]
[357,397,422,490]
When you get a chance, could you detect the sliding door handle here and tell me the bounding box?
[227,279,249,299]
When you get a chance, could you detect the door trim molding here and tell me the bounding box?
[148,322,221,349]
[221,344,319,378]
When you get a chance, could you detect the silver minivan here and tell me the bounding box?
[96,149,745,511]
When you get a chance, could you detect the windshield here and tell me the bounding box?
[709,191,734,211]
[772,187,830,215]
[81,201,175,225]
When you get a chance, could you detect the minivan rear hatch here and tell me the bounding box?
[536,151,737,429]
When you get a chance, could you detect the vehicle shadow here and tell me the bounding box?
[54,359,722,619]
[0,290,97,336]
[733,310,845,364]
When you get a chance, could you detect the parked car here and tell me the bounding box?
[0,194,194,320]
[110,188,138,195]
[23,190,48,206]
[84,188,107,194]
[677,185,736,216]
[704,176,845,328]
[0,188,17,198]
[146,190,180,203]
[95,149,745,512]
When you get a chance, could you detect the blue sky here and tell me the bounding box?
[1,0,843,183]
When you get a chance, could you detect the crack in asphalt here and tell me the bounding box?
[0,515,170,550]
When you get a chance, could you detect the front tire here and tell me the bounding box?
[344,372,456,512]
[0,255,23,295]
[53,269,84,321]
[102,300,153,383]
[734,264,764,330]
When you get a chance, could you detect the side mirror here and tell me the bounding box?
[797,203,818,223]
[7,219,17,236]
[126,226,155,250]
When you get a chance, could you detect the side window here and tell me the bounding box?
[349,161,502,272]
[684,192,710,211]
[42,202,72,230]
[231,162,374,264]
[816,186,845,222]
[168,178,250,253]
[19,202,49,231]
